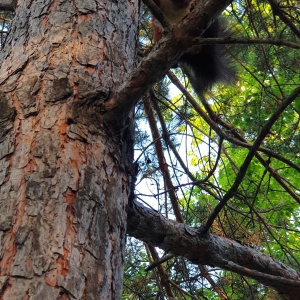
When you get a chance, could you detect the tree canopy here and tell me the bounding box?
[123,0,300,299]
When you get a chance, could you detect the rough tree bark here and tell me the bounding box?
[0,0,138,298]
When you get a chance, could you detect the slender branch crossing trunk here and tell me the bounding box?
[0,0,138,298]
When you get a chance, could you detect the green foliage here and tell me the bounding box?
[124,0,299,298]
[123,239,158,299]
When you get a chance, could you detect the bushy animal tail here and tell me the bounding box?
[180,18,236,93]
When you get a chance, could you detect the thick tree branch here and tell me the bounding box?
[102,0,233,128]
[0,0,16,11]
[127,201,300,299]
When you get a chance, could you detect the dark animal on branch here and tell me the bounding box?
[152,0,236,93]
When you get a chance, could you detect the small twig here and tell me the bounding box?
[225,261,300,289]
[267,0,300,39]
[142,0,171,30]
[191,37,300,49]
[145,253,174,271]
[201,85,300,235]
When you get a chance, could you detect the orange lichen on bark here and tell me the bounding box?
[12,93,23,114]
[13,184,27,231]
[0,281,12,298]
[40,13,49,30]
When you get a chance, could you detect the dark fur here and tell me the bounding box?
[180,18,236,92]
[152,0,236,93]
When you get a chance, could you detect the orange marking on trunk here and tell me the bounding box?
[45,268,58,286]
[12,94,23,113]
[71,158,80,191]
[40,11,49,29]
[0,281,12,298]
[64,204,76,251]
[1,180,27,275]
[65,188,76,205]
[58,119,68,147]
[26,159,37,173]
[78,14,92,22]
[13,184,27,231]
[57,248,70,277]
[59,123,67,135]
[99,40,106,60]
[0,234,16,275]
[25,258,32,269]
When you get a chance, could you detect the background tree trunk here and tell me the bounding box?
[0,0,138,298]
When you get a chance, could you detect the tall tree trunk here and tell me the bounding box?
[0,0,138,298]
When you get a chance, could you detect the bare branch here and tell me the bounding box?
[145,253,174,272]
[143,95,183,223]
[143,0,171,30]
[191,37,300,49]
[0,0,17,11]
[127,201,300,299]
[267,0,300,39]
[201,85,300,234]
